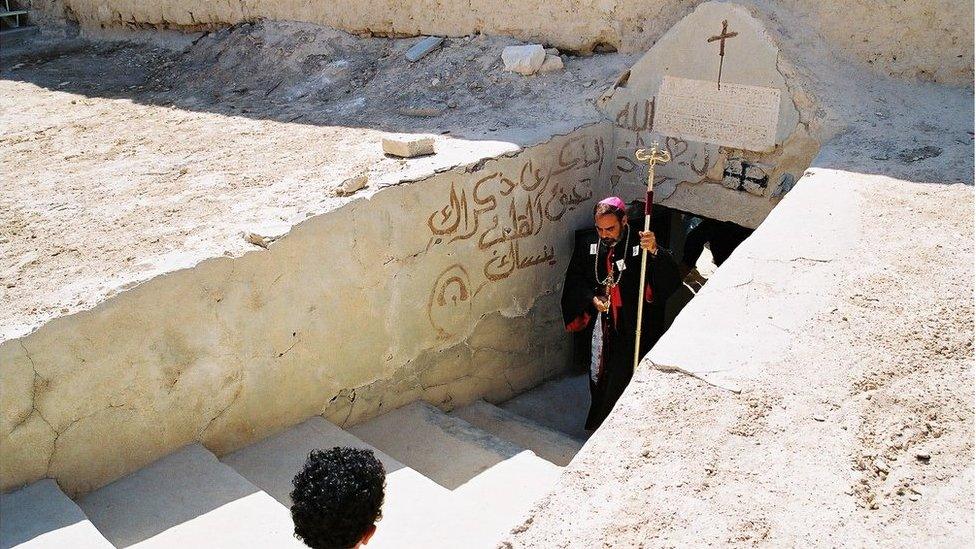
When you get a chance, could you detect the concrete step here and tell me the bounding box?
[0,479,112,548]
[350,401,562,548]
[453,400,584,466]
[76,444,304,548]
[220,416,452,548]
[499,374,591,440]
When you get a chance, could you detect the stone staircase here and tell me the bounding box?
[1,375,589,548]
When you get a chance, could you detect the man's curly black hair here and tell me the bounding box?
[290,447,386,549]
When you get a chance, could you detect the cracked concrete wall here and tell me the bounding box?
[0,125,614,496]
[28,0,972,84]
[598,1,819,229]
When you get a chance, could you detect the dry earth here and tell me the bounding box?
[0,23,633,340]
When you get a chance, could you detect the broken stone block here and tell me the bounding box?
[337,174,368,195]
[382,135,435,158]
[502,44,546,75]
[538,54,564,73]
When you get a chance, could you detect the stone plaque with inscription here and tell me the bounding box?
[654,75,781,151]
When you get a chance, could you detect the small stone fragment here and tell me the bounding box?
[812,414,826,422]
[915,451,931,462]
[398,106,444,117]
[382,135,435,158]
[502,44,546,75]
[337,174,368,195]
[244,232,271,249]
[405,36,445,62]
[538,54,564,73]
[873,459,889,474]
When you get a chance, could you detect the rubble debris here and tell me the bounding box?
[538,55,564,73]
[502,44,546,75]
[382,135,435,158]
[405,36,444,62]
[337,174,369,195]
[243,231,272,249]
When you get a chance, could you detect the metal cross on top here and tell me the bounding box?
[707,19,738,90]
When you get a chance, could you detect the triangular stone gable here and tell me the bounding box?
[599,1,808,228]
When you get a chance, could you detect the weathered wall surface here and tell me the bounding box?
[29,0,973,84]
[0,125,614,496]
[598,2,818,228]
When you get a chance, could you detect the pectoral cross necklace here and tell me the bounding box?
[594,224,630,289]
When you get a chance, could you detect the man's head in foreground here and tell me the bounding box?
[594,196,628,246]
[291,447,386,549]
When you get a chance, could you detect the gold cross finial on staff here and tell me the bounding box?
[635,142,671,189]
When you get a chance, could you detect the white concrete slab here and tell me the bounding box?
[498,374,591,440]
[453,400,584,466]
[447,451,562,548]
[0,479,112,548]
[76,444,304,548]
[220,416,452,549]
[648,171,861,391]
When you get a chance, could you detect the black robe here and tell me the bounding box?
[561,227,681,430]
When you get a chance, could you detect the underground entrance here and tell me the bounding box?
[0,2,826,547]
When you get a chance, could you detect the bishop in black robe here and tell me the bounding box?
[561,199,681,430]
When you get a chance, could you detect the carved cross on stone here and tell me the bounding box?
[707,19,738,90]
[722,159,768,196]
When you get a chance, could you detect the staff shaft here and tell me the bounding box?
[632,166,654,372]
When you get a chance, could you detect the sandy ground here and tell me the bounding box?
[0,22,633,340]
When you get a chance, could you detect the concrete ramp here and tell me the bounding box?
[220,417,453,548]
[453,400,584,466]
[0,479,111,548]
[76,444,303,548]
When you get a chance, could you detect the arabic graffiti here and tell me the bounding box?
[427,264,474,340]
[612,99,713,191]
[425,135,607,338]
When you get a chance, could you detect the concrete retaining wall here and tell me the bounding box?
[29,0,974,84]
[0,125,614,495]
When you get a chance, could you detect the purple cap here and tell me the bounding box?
[598,196,626,211]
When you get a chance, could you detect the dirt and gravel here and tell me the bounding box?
[0,23,633,340]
